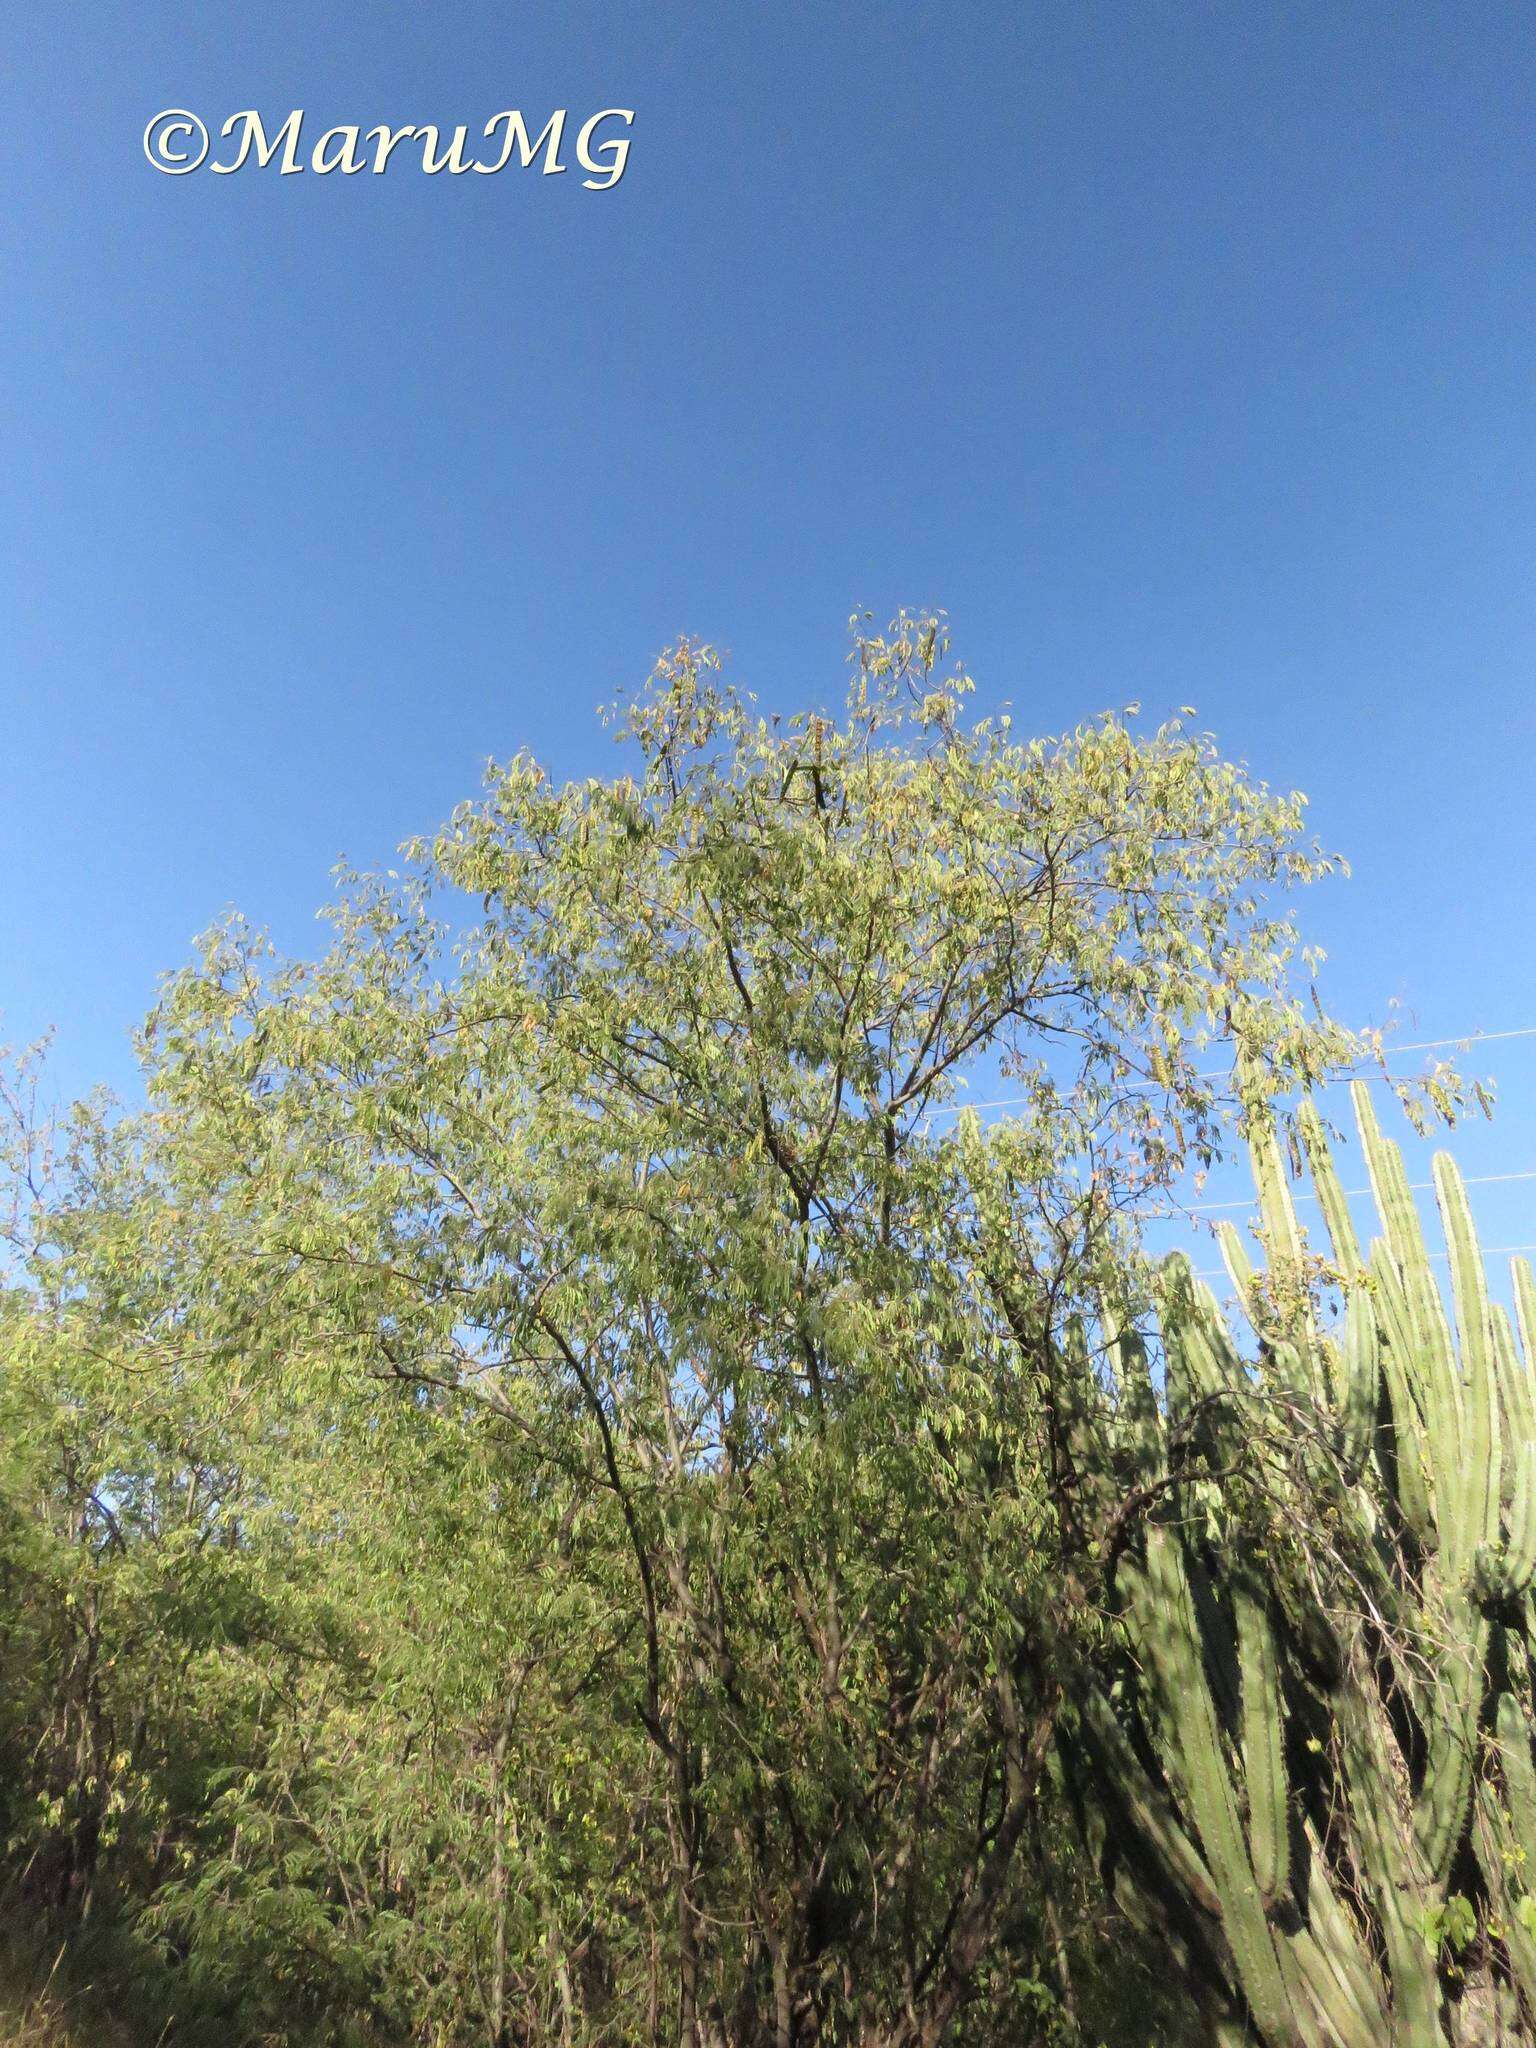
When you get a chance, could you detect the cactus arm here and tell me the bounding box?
[1193,1278,1247,1383]
[1474,1673,1536,2019]
[1250,1120,1308,1273]
[1108,1320,1165,1492]
[1233,1572,1290,1909]
[1490,1303,1534,1507]
[1340,1289,1379,1479]
[1219,1219,1258,1312]
[1413,1589,1489,1884]
[1284,1926,1388,2048]
[1074,1686,1225,1917]
[1368,1241,1437,1546]
[1473,1780,1536,2021]
[1355,1084,1464,1461]
[1434,1153,1501,1577]
[1515,1255,1536,1369]
[1387,1156,1500,1886]
[1143,1516,1304,2046]
[1292,1832,1391,2040]
[1495,1678,1536,1849]
[1335,1658,1445,2045]
[1369,1242,1428,1427]
[1159,1258,1238,1419]
[1502,1440,1536,1596]
[1354,1080,1431,1276]
[1504,1265,1536,1444]
[1298,1097,1364,1280]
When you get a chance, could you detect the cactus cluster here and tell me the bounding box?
[1063,1082,1536,2045]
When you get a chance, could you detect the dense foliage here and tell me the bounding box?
[1,617,1505,2044]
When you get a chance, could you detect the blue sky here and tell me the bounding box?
[5,1,1536,1265]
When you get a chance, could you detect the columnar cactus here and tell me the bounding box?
[1063,1082,1536,2045]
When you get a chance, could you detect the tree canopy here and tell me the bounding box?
[1,616,1436,2045]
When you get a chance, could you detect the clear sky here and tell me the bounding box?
[5,2,1536,1263]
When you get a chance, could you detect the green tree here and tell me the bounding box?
[98,613,1369,2044]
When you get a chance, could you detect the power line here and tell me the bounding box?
[1384,1028,1536,1054]
[910,1024,1536,1280]
[1178,1168,1536,1218]
[1194,1244,1536,1284]
[922,1025,1536,1119]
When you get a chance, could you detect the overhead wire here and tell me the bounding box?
[921,1025,1536,1118]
